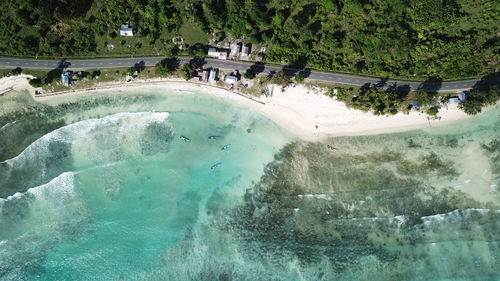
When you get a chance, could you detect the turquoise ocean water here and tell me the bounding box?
[0,88,498,280]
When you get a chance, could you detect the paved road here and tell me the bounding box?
[1,57,498,92]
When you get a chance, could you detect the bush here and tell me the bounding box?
[178,64,194,80]
[270,71,290,85]
[243,69,256,79]
[165,45,179,58]
[426,107,439,116]
[462,86,500,115]
[295,74,304,83]
[155,59,178,77]
[29,78,43,87]
[412,90,437,106]
[12,67,22,75]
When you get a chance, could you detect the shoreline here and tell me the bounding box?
[2,76,473,140]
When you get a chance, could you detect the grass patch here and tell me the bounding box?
[178,21,210,45]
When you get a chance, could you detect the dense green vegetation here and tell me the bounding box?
[330,83,500,116]
[462,85,500,115]
[1,0,498,79]
[332,85,413,115]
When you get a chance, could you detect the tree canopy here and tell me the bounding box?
[0,0,498,79]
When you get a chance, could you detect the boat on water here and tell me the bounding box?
[208,136,220,140]
[180,136,191,142]
[211,162,222,169]
[221,144,231,150]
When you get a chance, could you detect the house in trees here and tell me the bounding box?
[119,24,134,36]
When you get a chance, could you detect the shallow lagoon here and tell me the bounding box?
[0,89,498,280]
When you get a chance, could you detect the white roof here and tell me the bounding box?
[208,69,218,83]
[225,75,238,84]
[120,24,133,31]
[208,48,219,57]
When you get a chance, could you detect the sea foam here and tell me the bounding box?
[0,171,76,214]
[0,112,170,197]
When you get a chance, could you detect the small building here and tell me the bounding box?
[61,71,70,86]
[208,68,218,83]
[119,24,134,36]
[241,44,251,57]
[230,43,241,55]
[218,51,228,60]
[459,91,467,103]
[201,70,209,82]
[449,97,460,104]
[225,75,238,84]
[208,48,219,58]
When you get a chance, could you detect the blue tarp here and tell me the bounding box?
[459,92,467,102]
[61,72,70,86]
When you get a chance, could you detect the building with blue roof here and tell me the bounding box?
[61,71,70,86]
[459,91,467,103]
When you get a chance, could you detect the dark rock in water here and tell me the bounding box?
[247,128,252,133]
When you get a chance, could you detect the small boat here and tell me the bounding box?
[208,136,220,140]
[180,136,191,142]
[211,162,222,169]
[221,144,231,150]
[327,145,337,151]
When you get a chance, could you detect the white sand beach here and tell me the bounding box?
[1,75,471,140]
[0,74,35,95]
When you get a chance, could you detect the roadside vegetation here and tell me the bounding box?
[3,63,498,116]
[0,0,498,80]
[325,83,500,116]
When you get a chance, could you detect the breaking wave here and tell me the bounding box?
[0,112,172,198]
[0,172,90,279]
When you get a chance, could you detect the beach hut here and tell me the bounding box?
[61,72,70,86]
[459,91,468,103]
[119,24,134,36]
[449,97,460,104]
[208,68,218,83]
[225,75,238,84]
[201,70,209,82]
